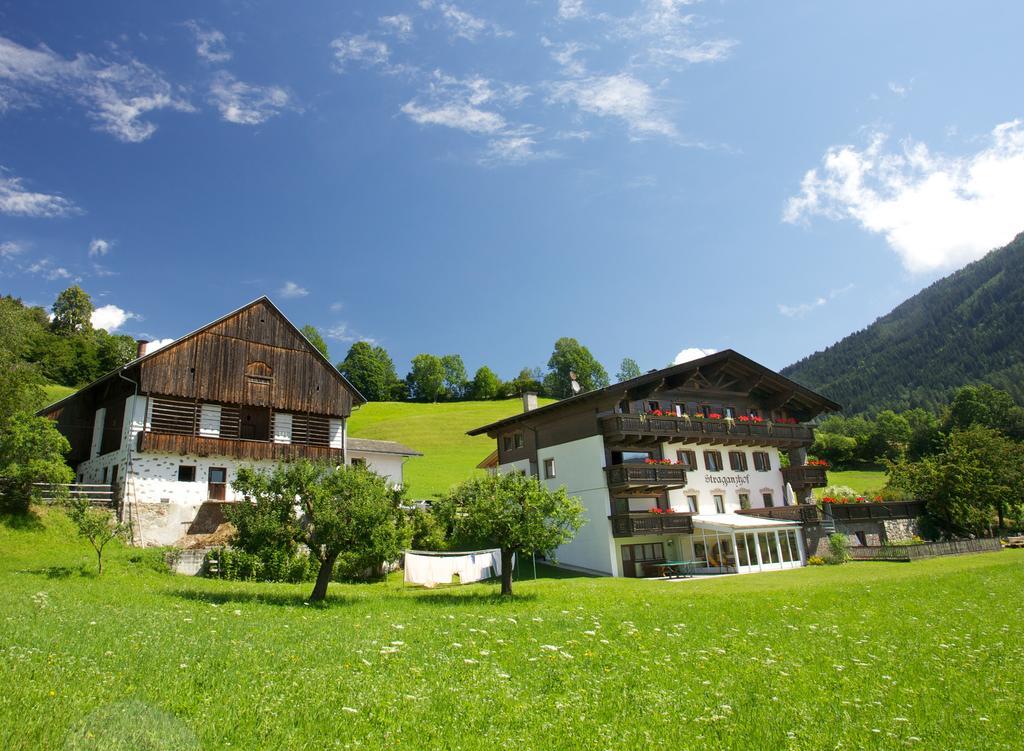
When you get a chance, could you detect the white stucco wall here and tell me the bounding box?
[664,444,786,514]
[349,451,406,488]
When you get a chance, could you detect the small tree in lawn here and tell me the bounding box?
[68,499,127,574]
[438,472,584,596]
[232,461,402,602]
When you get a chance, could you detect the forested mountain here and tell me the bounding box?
[782,231,1024,415]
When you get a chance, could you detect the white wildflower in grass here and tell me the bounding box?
[464,658,477,664]
[342,707,358,714]
[540,645,560,651]
[233,609,241,616]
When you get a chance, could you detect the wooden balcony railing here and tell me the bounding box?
[31,483,116,506]
[822,500,926,522]
[601,415,814,448]
[736,504,822,523]
[781,465,829,490]
[605,464,687,490]
[138,430,344,462]
[609,512,694,538]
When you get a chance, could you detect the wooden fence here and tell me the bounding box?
[848,537,1002,561]
[31,483,116,507]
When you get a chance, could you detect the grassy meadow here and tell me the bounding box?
[820,468,888,496]
[3,509,1023,750]
[347,399,552,497]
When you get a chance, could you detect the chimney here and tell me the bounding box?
[136,339,149,358]
[522,391,538,413]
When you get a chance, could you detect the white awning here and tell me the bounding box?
[692,513,800,533]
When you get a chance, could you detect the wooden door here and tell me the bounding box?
[208,467,227,501]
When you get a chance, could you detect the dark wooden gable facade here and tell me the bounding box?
[137,298,358,416]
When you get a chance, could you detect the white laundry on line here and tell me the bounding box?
[404,549,513,587]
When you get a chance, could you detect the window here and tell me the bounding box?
[208,467,227,501]
[687,494,699,513]
[714,494,725,513]
[514,432,524,449]
[620,543,666,578]
[613,450,653,464]
[673,403,686,417]
[101,466,108,483]
[762,492,774,508]
[240,405,270,441]
[676,450,697,471]
[177,465,196,482]
[704,450,724,472]
[728,451,748,471]
[724,406,736,418]
[543,458,556,479]
[618,399,631,414]
[699,404,712,418]
[752,451,771,472]
[748,409,760,419]
[503,435,512,451]
[738,492,750,510]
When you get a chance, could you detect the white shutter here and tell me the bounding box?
[329,418,343,449]
[199,404,222,437]
[274,412,293,444]
[90,408,106,459]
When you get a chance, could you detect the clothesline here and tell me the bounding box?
[404,548,514,587]
[406,549,503,556]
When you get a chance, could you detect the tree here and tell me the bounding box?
[904,407,943,461]
[407,354,446,402]
[436,473,584,596]
[338,342,401,401]
[50,286,94,335]
[0,412,74,513]
[506,367,544,397]
[944,384,1024,440]
[441,354,468,400]
[616,358,642,382]
[810,432,858,467]
[231,461,404,602]
[94,330,137,374]
[469,366,501,400]
[68,499,127,574]
[301,325,330,360]
[543,338,610,398]
[862,410,912,463]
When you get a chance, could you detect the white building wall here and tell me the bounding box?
[349,451,406,488]
[664,444,786,515]
[534,435,618,576]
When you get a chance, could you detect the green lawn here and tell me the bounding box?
[821,469,888,496]
[41,383,76,407]
[3,509,1023,750]
[347,399,552,498]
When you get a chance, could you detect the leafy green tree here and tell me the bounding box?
[543,337,610,398]
[300,325,330,360]
[616,357,642,382]
[810,432,858,467]
[338,341,401,401]
[904,408,943,460]
[441,354,468,400]
[94,330,138,373]
[0,412,74,513]
[231,461,404,602]
[862,410,912,462]
[506,367,544,397]
[944,384,1024,439]
[408,506,448,552]
[436,472,584,596]
[469,366,501,400]
[68,499,127,574]
[406,354,446,402]
[50,285,94,335]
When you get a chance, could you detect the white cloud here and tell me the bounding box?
[91,303,136,331]
[146,337,174,353]
[88,238,111,257]
[0,240,24,258]
[0,36,194,142]
[784,120,1024,273]
[550,74,676,138]
[674,347,718,365]
[0,167,79,217]
[185,20,232,63]
[208,71,290,125]
[778,284,854,318]
[481,136,552,165]
[402,73,527,135]
[603,0,737,69]
[422,2,511,42]
[558,0,586,21]
[888,80,911,98]
[379,15,414,39]
[330,34,391,71]
[26,259,75,280]
[329,301,344,312]
[279,281,308,298]
[324,322,375,345]
[652,39,737,65]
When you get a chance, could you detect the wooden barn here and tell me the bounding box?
[40,297,419,546]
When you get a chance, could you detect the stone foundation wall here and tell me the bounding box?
[804,517,923,557]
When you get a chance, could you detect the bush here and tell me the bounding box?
[807,555,826,566]
[205,547,316,583]
[827,533,850,564]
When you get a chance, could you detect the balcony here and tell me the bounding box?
[605,464,687,492]
[822,500,926,522]
[737,504,822,523]
[601,414,814,449]
[609,512,695,538]
[137,430,344,462]
[781,465,829,490]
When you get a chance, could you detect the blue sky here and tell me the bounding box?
[2,1,1022,380]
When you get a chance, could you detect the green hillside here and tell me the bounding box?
[347,399,553,497]
[782,231,1024,414]
[41,383,75,406]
